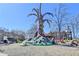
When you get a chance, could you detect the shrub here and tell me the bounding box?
[16,38,25,43]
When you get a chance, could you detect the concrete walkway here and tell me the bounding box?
[0,53,8,56]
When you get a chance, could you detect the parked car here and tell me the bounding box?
[7,38,16,44]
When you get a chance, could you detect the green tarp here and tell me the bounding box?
[21,36,55,46]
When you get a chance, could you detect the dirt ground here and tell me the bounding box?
[0,43,79,56]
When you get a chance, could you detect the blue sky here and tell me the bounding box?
[0,3,79,32]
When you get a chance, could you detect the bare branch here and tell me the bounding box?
[32,8,39,16]
[28,13,37,17]
[43,19,52,28]
[42,12,53,18]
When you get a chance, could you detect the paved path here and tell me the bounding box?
[0,44,79,56]
[0,53,8,56]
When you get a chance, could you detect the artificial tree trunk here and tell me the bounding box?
[38,3,44,36]
[39,18,44,35]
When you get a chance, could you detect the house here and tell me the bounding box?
[0,29,26,44]
[44,31,72,40]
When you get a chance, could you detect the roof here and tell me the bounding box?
[44,31,72,37]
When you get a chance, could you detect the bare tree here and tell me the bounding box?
[26,24,37,34]
[26,24,37,38]
[70,14,79,38]
[11,30,26,40]
[52,4,68,39]
[74,14,79,38]
[70,19,76,38]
